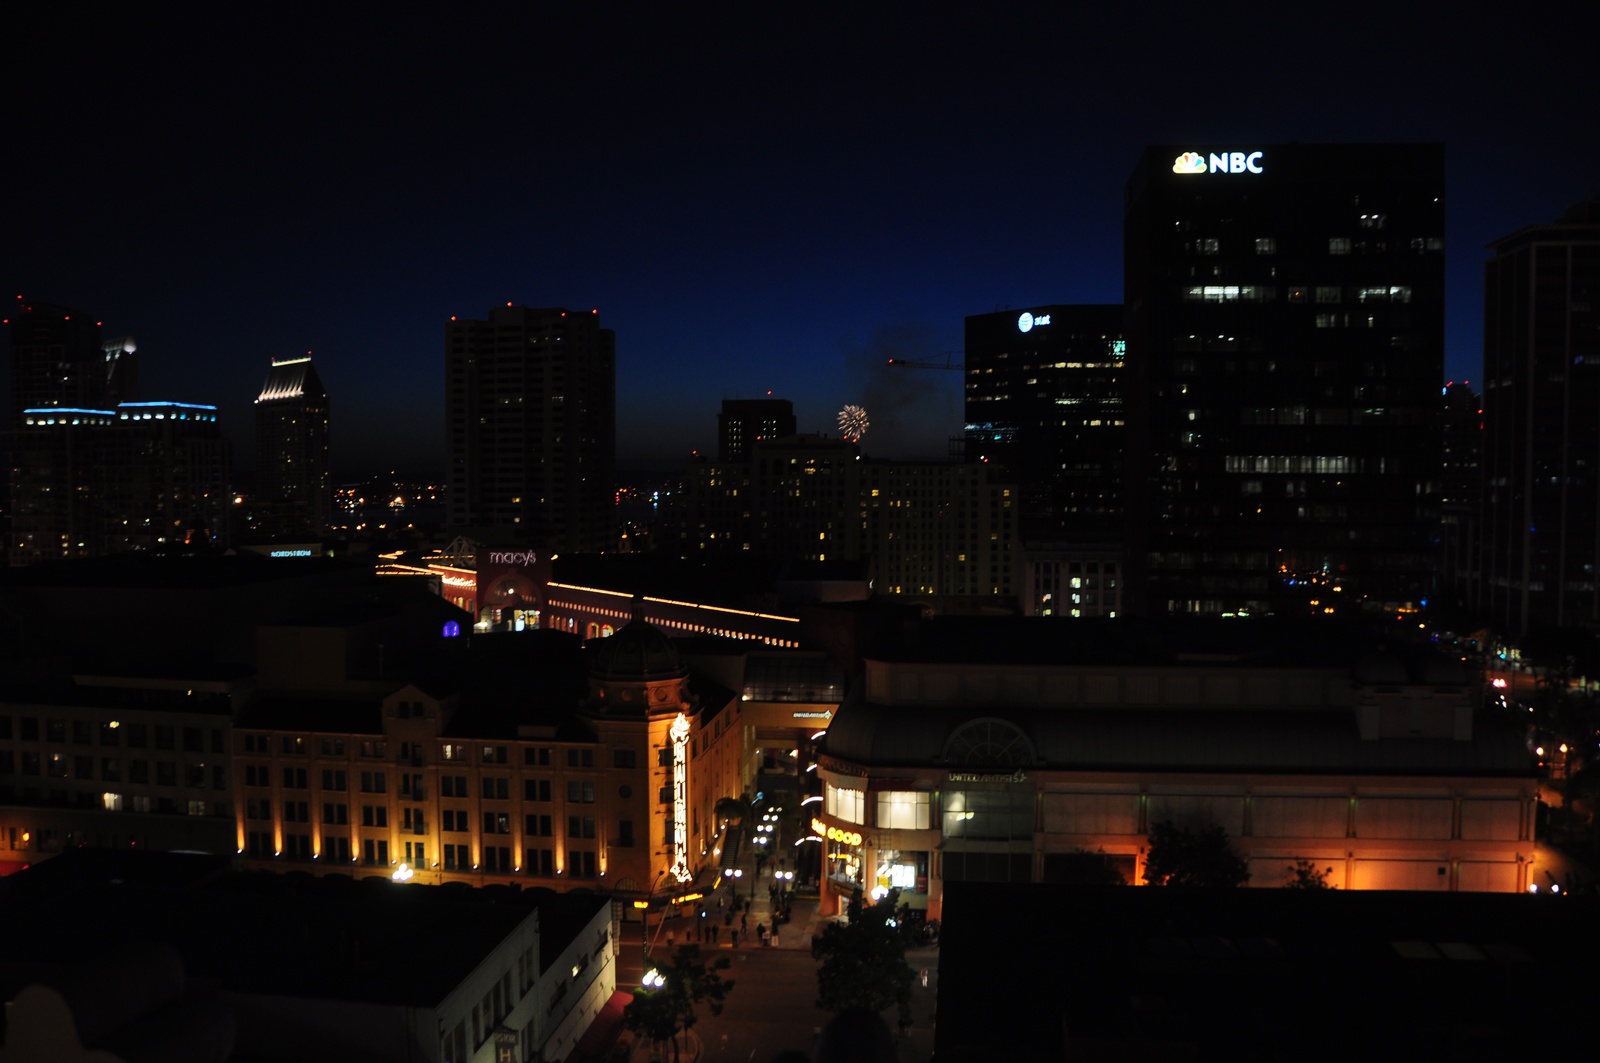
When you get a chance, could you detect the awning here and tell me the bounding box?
[568,988,632,1063]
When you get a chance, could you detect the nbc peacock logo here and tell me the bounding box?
[1172,151,1208,174]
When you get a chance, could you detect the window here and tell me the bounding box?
[182,727,202,752]
[323,802,349,824]
[443,743,466,761]
[524,747,551,766]
[525,848,555,875]
[444,843,470,870]
[129,760,147,784]
[613,749,637,769]
[618,819,635,847]
[877,791,931,830]
[567,815,596,839]
[524,778,551,802]
[825,784,865,825]
[1315,286,1341,303]
[283,800,310,822]
[362,838,389,866]
[360,771,387,794]
[1254,237,1276,254]
[525,813,552,836]
[567,850,596,878]
[359,740,386,759]
[126,723,146,748]
[482,745,508,765]
[71,720,92,745]
[362,805,388,827]
[282,767,307,789]
[566,749,594,768]
[443,809,468,832]
[1328,237,1351,255]
[481,776,509,801]
[280,736,305,755]
[441,775,467,798]
[321,769,347,790]
[484,812,511,835]
[154,725,174,750]
[567,781,596,804]
[320,738,346,756]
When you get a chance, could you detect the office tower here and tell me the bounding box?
[6,298,133,423]
[10,402,230,563]
[717,397,796,461]
[1438,381,1482,616]
[964,305,1125,542]
[1124,144,1445,617]
[445,306,616,553]
[253,355,331,537]
[1481,197,1600,634]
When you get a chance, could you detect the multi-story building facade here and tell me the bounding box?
[445,306,616,553]
[6,298,135,423]
[10,400,230,563]
[964,304,1126,544]
[718,397,796,462]
[815,617,1536,918]
[674,435,1021,608]
[253,354,331,538]
[1480,197,1600,634]
[1124,144,1445,616]
[231,617,748,901]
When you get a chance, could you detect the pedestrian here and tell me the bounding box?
[731,928,740,947]
[756,921,766,946]
[740,912,748,933]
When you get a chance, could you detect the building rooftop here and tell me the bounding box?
[0,849,608,1009]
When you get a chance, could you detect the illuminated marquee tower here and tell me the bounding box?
[582,600,699,891]
[1123,143,1445,616]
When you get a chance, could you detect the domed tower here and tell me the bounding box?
[584,597,699,889]
[586,597,693,718]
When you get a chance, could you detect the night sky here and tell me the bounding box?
[6,5,1596,475]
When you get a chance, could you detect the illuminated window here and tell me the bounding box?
[825,784,865,825]
[876,791,931,830]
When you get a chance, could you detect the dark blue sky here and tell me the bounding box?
[6,5,1596,475]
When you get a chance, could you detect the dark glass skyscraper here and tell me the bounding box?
[964,305,1125,543]
[445,306,616,553]
[1124,144,1445,616]
[1481,197,1600,634]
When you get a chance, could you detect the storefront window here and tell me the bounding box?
[825,783,865,825]
[876,791,931,830]
[875,850,928,896]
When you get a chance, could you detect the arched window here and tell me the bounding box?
[941,717,1036,767]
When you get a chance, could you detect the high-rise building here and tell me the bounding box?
[253,355,331,538]
[6,298,135,424]
[717,397,795,462]
[1123,144,1445,617]
[1480,197,1600,634]
[445,306,616,553]
[10,402,230,564]
[964,305,1125,543]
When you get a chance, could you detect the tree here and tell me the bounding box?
[1143,820,1250,887]
[1284,857,1335,889]
[812,889,915,1026]
[621,944,733,1062]
[1056,847,1128,886]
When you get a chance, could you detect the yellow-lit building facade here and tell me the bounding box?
[232,617,749,901]
[812,620,1539,917]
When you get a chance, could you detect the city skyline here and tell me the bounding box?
[5,6,1596,473]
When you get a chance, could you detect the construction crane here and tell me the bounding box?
[886,352,964,371]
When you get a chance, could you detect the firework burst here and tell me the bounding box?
[837,404,869,443]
